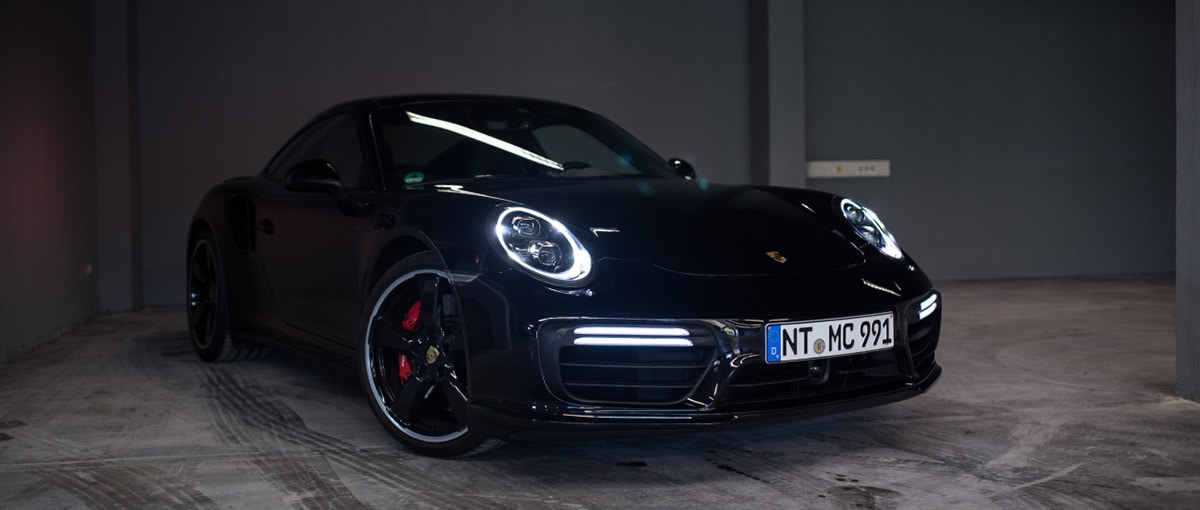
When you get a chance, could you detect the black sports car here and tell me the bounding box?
[187,95,941,457]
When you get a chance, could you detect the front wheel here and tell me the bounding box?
[359,253,503,457]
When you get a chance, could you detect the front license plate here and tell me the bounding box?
[765,312,894,363]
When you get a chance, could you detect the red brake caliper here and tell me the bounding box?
[397,300,421,385]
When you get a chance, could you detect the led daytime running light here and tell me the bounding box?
[570,326,693,347]
[573,337,695,347]
[573,326,690,336]
[919,293,939,320]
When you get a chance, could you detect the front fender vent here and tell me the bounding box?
[227,195,255,253]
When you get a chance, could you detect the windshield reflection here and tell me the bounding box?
[406,111,564,171]
[373,99,677,189]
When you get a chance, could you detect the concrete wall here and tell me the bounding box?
[135,0,751,305]
[1178,0,1199,402]
[804,0,1175,280]
[95,0,140,312]
[0,0,99,359]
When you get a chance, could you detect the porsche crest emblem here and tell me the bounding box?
[766,251,788,264]
[425,346,441,365]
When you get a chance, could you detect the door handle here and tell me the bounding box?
[256,218,275,235]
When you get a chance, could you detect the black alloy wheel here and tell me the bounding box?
[360,253,503,457]
[186,228,269,362]
[188,235,222,354]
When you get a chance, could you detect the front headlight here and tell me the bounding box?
[840,198,904,260]
[493,206,592,285]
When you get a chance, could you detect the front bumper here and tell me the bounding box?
[472,361,940,441]
[454,256,943,440]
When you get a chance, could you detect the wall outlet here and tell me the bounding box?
[807,160,890,178]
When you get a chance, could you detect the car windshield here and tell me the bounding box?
[372,100,678,188]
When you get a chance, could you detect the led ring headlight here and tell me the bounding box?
[840,198,904,260]
[493,206,592,285]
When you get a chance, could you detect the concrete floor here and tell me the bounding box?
[1,276,1197,509]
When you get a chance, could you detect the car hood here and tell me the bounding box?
[432,178,866,277]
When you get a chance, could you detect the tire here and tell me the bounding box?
[359,252,504,457]
[186,228,271,362]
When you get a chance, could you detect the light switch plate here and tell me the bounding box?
[807,160,890,178]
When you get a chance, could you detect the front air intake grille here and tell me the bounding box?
[906,293,941,374]
[540,323,718,406]
[721,348,902,406]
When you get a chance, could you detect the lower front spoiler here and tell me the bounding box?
[471,363,941,442]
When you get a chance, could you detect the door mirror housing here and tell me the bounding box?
[668,158,696,180]
[285,159,343,194]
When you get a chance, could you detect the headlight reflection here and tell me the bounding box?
[840,198,904,260]
[494,207,592,285]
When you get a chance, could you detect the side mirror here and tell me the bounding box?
[285,159,343,194]
[668,158,696,180]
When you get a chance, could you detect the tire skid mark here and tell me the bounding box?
[125,329,195,382]
[1082,421,1200,446]
[34,464,220,510]
[3,478,53,506]
[982,416,1069,473]
[87,467,153,507]
[7,426,93,459]
[809,429,974,476]
[709,442,896,490]
[567,437,813,505]
[200,368,367,510]
[3,395,220,509]
[669,436,797,487]
[207,373,359,458]
[88,333,178,440]
[851,418,1107,507]
[860,425,997,474]
[2,317,176,447]
[575,434,820,493]
[248,456,361,510]
[698,426,1012,504]
[3,449,385,473]
[741,430,955,474]
[1012,463,1083,491]
[15,323,211,509]
[204,367,507,508]
[0,343,97,433]
[35,469,125,509]
[200,366,540,509]
[1,417,215,507]
[125,463,219,509]
[891,421,1080,488]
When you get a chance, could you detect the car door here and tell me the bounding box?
[254,113,370,347]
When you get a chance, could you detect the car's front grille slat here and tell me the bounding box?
[563,381,699,389]
[541,323,718,406]
[559,361,710,370]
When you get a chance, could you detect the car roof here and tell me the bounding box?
[319,94,590,118]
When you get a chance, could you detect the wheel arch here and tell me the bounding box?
[188,218,215,255]
[366,230,442,300]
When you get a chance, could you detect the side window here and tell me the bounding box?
[376,103,475,188]
[379,122,469,187]
[310,115,363,188]
[264,114,364,187]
